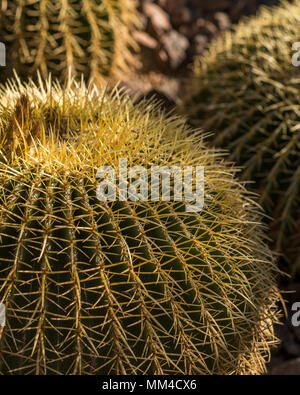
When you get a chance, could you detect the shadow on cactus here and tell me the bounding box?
[182,0,300,275]
[0,0,138,83]
[0,75,281,374]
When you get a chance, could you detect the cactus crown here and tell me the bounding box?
[0,76,281,375]
[183,0,300,273]
[0,0,138,82]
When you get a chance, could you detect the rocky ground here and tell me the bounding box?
[122,0,282,105]
[122,0,300,375]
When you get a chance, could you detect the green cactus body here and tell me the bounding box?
[183,0,300,273]
[0,0,138,82]
[0,76,280,374]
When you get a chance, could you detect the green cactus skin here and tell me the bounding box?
[0,0,138,83]
[183,0,300,274]
[0,76,281,375]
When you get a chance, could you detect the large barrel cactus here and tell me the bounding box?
[0,0,138,82]
[0,76,281,375]
[182,0,300,274]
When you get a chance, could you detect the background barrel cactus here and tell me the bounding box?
[0,75,281,375]
[0,0,138,83]
[182,0,300,274]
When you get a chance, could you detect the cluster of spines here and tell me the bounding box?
[0,169,280,374]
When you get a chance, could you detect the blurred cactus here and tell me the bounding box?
[0,0,138,82]
[183,0,300,274]
[0,75,281,374]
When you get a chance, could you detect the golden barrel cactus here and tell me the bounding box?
[0,0,138,82]
[0,75,281,374]
[183,0,300,274]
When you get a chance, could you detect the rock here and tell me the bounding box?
[157,0,167,7]
[193,34,208,54]
[158,49,168,63]
[179,23,198,39]
[171,7,192,27]
[214,12,231,30]
[143,2,172,33]
[196,18,218,35]
[270,358,300,375]
[161,30,189,69]
[194,0,230,11]
[164,0,186,13]
[133,31,158,49]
